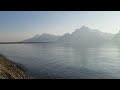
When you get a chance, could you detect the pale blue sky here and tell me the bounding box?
[0,11,120,42]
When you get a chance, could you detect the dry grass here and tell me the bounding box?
[0,54,29,79]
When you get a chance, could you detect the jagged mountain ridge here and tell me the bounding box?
[23,33,61,42]
[57,26,114,44]
[23,26,115,44]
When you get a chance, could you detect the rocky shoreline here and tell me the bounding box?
[0,54,29,79]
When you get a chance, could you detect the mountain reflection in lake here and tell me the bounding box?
[0,42,120,79]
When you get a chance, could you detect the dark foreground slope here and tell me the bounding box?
[0,54,29,79]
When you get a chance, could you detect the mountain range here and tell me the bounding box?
[23,33,61,42]
[22,25,120,44]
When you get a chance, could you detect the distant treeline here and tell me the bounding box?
[0,42,22,44]
[0,42,53,44]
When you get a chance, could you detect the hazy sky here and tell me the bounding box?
[0,11,120,42]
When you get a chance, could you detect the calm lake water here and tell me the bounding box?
[0,42,120,79]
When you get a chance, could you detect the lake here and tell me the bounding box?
[0,42,120,79]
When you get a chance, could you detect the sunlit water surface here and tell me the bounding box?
[0,42,120,79]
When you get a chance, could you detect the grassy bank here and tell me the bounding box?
[0,54,29,79]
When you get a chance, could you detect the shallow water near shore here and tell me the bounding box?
[0,42,120,79]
